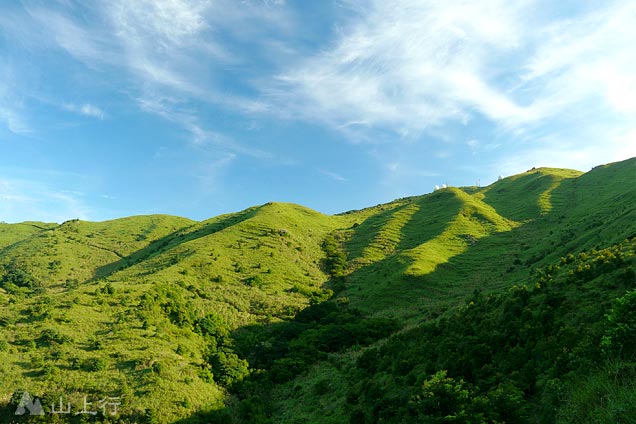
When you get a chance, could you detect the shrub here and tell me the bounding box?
[195,313,229,341]
[601,289,636,359]
[38,328,72,346]
[210,349,250,386]
[84,357,107,372]
[245,275,264,288]
[323,234,347,278]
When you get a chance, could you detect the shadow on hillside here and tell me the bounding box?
[481,170,575,222]
[341,212,544,317]
[92,207,263,281]
[396,191,463,251]
[343,202,412,261]
[342,166,636,317]
[173,161,636,422]
[345,190,462,263]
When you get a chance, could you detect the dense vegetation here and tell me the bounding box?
[0,158,634,423]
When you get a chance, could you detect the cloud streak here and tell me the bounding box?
[136,95,271,159]
[10,0,287,150]
[318,169,347,182]
[275,0,532,134]
[64,103,106,120]
[0,177,91,223]
[0,63,29,134]
[275,0,636,141]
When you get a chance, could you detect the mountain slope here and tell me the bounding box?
[330,160,635,318]
[0,157,634,423]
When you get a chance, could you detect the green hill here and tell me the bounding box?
[0,157,634,423]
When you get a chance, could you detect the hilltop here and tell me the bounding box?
[0,157,634,423]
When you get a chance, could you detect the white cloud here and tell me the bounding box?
[64,103,106,119]
[26,7,113,67]
[0,105,29,134]
[274,0,636,147]
[5,0,634,176]
[0,177,91,223]
[318,169,347,182]
[492,125,636,181]
[522,1,636,119]
[191,152,237,192]
[136,95,271,159]
[12,1,283,145]
[0,65,29,134]
[276,0,533,134]
[79,104,105,119]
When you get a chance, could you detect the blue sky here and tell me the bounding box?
[0,0,635,223]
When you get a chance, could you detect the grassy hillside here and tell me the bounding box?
[0,157,634,423]
[0,204,350,422]
[331,160,635,319]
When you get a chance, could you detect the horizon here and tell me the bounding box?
[4,159,632,225]
[1,1,635,223]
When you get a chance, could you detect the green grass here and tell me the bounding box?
[0,157,634,423]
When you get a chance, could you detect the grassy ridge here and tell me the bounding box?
[0,203,350,422]
[0,157,634,423]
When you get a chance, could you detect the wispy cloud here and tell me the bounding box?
[0,104,29,134]
[3,0,633,211]
[275,0,532,135]
[193,152,237,192]
[136,95,272,159]
[0,177,91,223]
[0,64,29,134]
[64,103,106,119]
[318,169,347,182]
[491,125,636,181]
[523,1,636,119]
[8,0,288,150]
[274,0,636,143]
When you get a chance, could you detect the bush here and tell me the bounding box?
[195,313,229,341]
[601,289,636,359]
[245,275,264,288]
[210,349,250,386]
[198,365,214,383]
[84,357,107,372]
[38,328,72,346]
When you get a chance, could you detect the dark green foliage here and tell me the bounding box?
[38,328,72,346]
[195,313,229,341]
[209,349,250,386]
[0,259,43,294]
[234,301,399,381]
[323,234,347,278]
[65,278,80,289]
[601,289,636,359]
[342,240,636,423]
[210,300,400,421]
[136,284,197,328]
[100,282,115,295]
[405,371,528,424]
[194,313,249,387]
[198,365,214,383]
[85,357,107,372]
[245,275,264,288]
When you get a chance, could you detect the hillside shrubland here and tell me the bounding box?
[0,158,634,423]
